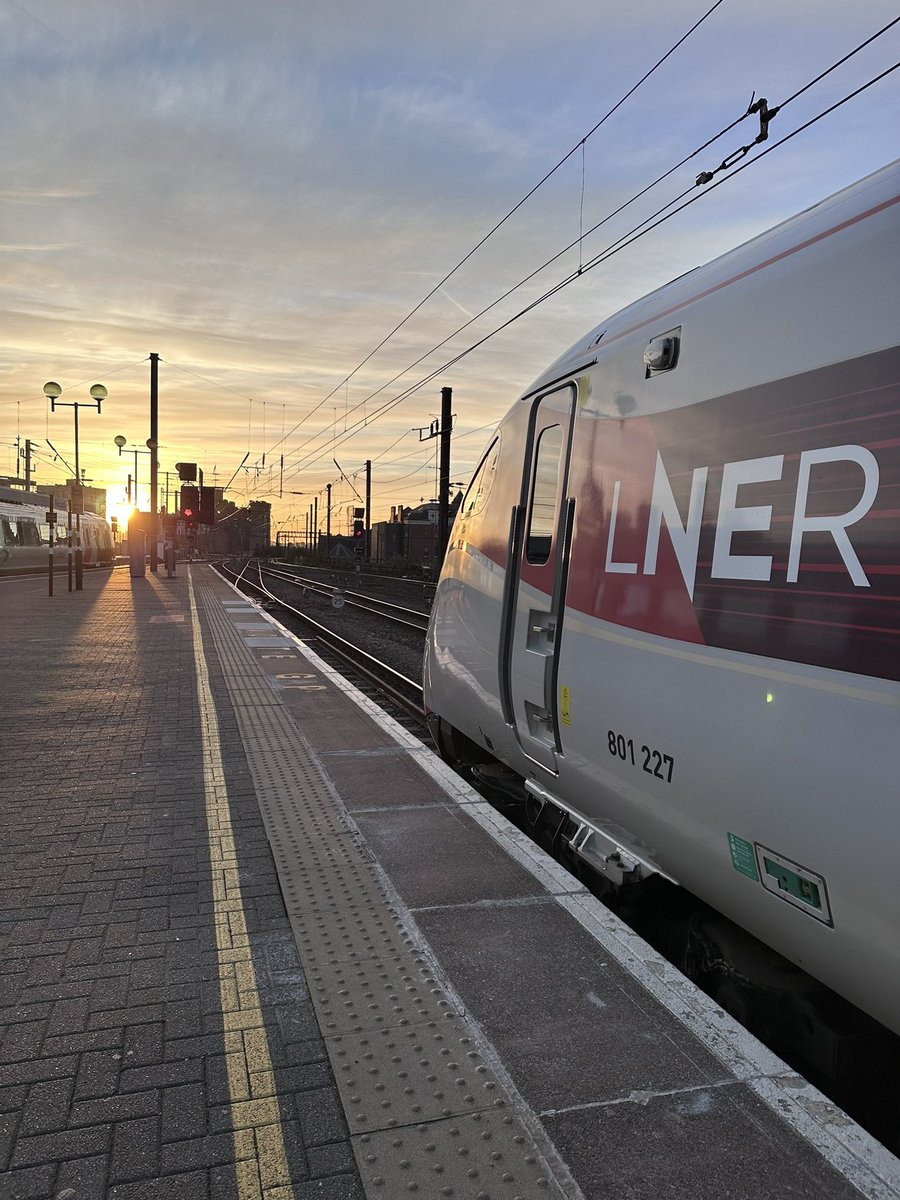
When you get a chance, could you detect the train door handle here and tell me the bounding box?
[527,612,556,651]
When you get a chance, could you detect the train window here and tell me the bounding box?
[1,519,39,545]
[461,438,500,519]
[526,424,563,564]
[18,521,41,546]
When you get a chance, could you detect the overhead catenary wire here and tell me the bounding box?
[163,358,259,406]
[261,417,496,510]
[277,29,898,487]
[278,58,898,491]
[259,0,729,465]
[374,463,435,487]
[187,17,899,497]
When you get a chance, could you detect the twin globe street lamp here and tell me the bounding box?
[43,380,107,591]
[113,434,154,509]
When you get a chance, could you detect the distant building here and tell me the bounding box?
[0,476,38,493]
[370,494,462,570]
[248,501,270,549]
[206,499,271,555]
[66,479,107,518]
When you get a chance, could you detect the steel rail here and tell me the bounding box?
[261,563,431,632]
[270,557,436,592]
[217,561,426,723]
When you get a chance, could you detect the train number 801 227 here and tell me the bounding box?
[607,729,674,783]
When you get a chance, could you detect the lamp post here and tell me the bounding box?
[114,436,153,510]
[115,436,156,572]
[160,471,180,515]
[45,381,106,591]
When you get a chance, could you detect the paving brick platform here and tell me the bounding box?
[0,566,362,1200]
[3,563,898,1200]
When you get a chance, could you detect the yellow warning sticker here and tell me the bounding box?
[560,686,571,727]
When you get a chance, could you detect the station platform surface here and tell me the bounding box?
[2,563,899,1200]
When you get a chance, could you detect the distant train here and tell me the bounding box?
[424,161,900,1039]
[0,485,114,574]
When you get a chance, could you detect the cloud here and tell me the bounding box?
[0,188,94,201]
[0,242,72,252]
[1,0,897,509]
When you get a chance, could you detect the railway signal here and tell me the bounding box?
[199,485,217,526]
[180,484,199,530]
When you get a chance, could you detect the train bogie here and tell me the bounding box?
[424,161,900,1037]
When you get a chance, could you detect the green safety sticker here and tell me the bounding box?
[728,833,760,881]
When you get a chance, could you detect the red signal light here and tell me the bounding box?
[180,484,199,530]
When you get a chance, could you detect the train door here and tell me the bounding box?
[503,384,576,773]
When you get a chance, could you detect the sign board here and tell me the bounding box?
[68,483,84,515]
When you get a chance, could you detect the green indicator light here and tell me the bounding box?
[728,833,760,881]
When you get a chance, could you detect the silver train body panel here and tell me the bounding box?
[424,161,900,1035]
[0,488,113,574]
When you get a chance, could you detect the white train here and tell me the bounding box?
[0,485,113,574]
[424,161,900,1039]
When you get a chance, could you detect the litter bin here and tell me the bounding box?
[129,530,146,578]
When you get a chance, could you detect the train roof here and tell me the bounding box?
[0,485,109,520]
[523,158,900,399]
[0,484,54,507]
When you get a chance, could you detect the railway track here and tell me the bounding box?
[259,563,431,632]
[218,559,426,727]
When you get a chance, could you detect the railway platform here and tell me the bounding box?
[1,563,898,1200]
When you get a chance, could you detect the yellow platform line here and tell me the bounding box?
[188,571,292,1200]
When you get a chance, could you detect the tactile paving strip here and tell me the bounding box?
[240,754,357,847]
[237,635,296,648]
[354,1109,564,1198]
[275,859,393,916]
[288,905,417,967]
[331,1018,504,1130]
[269,833,373,879]
[307,954,459,1037]
[196,579,568,1199]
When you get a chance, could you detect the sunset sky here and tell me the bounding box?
[2,1,897,535]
